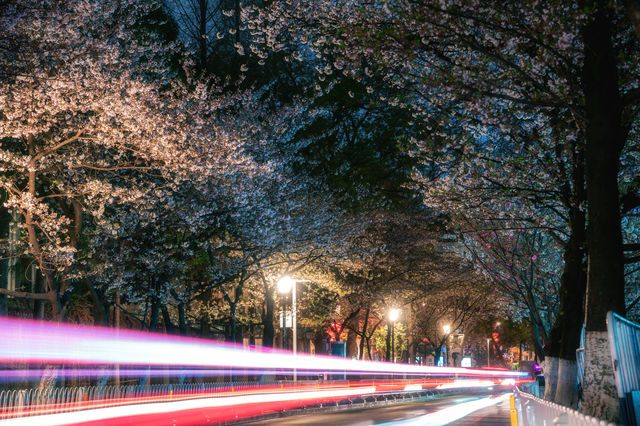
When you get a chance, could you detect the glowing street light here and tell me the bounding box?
[278,275,311,382]
[388,309,401,363]
[277,276,295,294]
[389,308,400,322]
[277,276,297,357]
[443,325,451,366]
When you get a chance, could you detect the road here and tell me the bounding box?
[245,392,512,425]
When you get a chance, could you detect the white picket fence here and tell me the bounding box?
[513,389,616,426]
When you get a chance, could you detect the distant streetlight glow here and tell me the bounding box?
[388,308,401,363]
[442,325,451,367]
[389,308,400,322]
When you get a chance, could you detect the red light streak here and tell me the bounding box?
[0,317,531,424]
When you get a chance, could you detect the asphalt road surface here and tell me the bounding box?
[245,393,511,425]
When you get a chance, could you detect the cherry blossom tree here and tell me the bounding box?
[463,226,561,361]
[0,0,249,320]
[243,0,640,418]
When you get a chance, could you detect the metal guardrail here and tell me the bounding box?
[518,381,542,398]
[513,388,616,426]
[0,381,293,419]
[0,379,507,422]
[577,325,585,401]
[607,311,640,425]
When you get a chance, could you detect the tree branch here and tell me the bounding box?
[0,288,52,301]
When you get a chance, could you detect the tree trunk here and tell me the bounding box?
[360,308,370,360]
[148,298,160,331]
[519,341,523,364]
[178,302,187,336]
[531,322,546,362]
[161,305,174,334]
[346,328,358,358]
[262,283,275,348]
[26,135,62,319]
[32,265,44,319]
[543,356,559,401]
[87,281,109,326]
[581,4,626,421]
[555,359,579,407]
[227,303,237,342]
[583,331,619,420]
[0,255,7,316]
[406,303,413,363]
[314,332,327,355]
[546,209,586,406]
[200,314,209,337]
[0,201,9,316]
[385,320,391,361]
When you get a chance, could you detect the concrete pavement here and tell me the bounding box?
[244,393,511,425]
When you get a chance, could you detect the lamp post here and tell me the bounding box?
[278,277,295,352]
[443,325,450,366]
[282,296,287,350]
[389,308,400,363]
[487,338,491,367]
[278,276,310,381]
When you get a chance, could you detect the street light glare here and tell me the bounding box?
[443,325,451,334]
[277,276,295,293]
[389,308,400,322]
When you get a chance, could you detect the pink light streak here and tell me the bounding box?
[1,385,378,425]
[0,317,528,378]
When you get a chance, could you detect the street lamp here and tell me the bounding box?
[487,338,491,367]
[443,325,450,366]
[389,309,400,363]
[278,276,312,382]
[277,276,296,356]
[389,308,400,322]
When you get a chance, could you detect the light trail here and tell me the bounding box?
[0,369,514,382]
[378,393,511,425]
[0,386,377,425]
[0,317,530,424]
[435,379,497,389]
[0,382,374,420]
[0,317,528,378]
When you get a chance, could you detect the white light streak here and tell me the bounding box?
[379,394,510,425]
[1,387,376,426]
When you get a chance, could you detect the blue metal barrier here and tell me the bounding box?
[606,311,640,425]
[577,325,585,406]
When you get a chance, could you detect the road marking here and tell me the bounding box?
[378,393,510,426]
